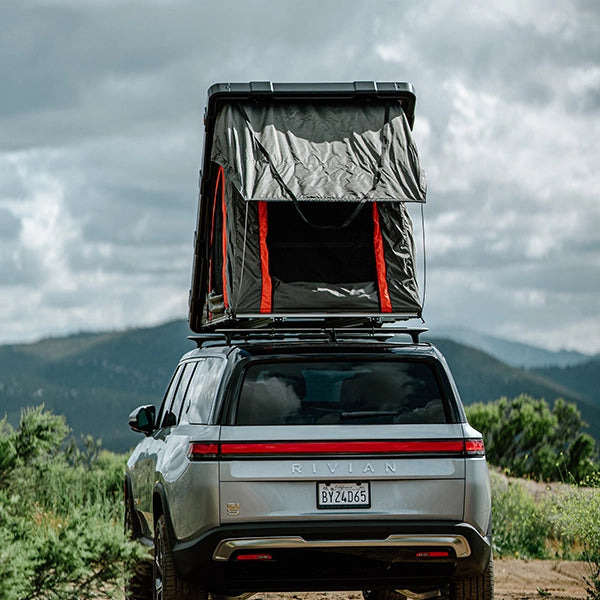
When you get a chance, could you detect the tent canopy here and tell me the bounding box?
[189,82,427,331]
[211,101,426,204]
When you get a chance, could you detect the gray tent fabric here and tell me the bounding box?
[193,97,426,328]
[211,101,427,203]
[223,181,421,316]
[377,201,420,311]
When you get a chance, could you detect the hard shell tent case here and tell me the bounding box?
[189,82,427,332]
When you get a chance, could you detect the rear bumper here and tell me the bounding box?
[171,520,492,594]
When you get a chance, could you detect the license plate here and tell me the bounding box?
[317,481,371,509]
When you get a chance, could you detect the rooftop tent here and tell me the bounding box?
[189,82,427,331]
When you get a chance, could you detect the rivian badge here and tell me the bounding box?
[226,502,240,516]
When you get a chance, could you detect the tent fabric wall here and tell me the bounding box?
[198,99,426,328]
[206,178,421,320]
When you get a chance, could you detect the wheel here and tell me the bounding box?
[124,494,152,600]
[154,514,208,600]
[450,556,494,600]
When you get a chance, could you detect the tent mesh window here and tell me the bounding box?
[265,201,375,284]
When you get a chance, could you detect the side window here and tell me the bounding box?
[156,365,183,429]
[163,362,196,427]
[181,357,225,424]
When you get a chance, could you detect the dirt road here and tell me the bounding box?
[255,559,590,600]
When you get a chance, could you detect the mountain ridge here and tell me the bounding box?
[422,326,593,368]
[0,320,597,452]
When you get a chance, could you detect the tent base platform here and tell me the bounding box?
[192,312,421,332]
[188,325,429,348]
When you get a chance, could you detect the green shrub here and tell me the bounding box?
[467,395,598,482]
[489,470,551,559]
[551,475,600,599]
[0,405,147,600]
[0,417,16,475]
[22,505,143,600]
[12,405,70,465]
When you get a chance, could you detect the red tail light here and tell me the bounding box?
[187,439,485,460]
[464,438,485,456]
[187,443,219,460]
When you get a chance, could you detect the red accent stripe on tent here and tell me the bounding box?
[218,166,229,309]
[207,178,217,320]
[258,201,272,312]
[372,203,392,312]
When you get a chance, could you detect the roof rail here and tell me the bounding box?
[188,326,428,348]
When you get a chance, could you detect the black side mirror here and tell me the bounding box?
[128,405,156,436]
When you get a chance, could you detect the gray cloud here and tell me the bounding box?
[1,0,599,352]
[0,209,21,240]
[0,245,42,286]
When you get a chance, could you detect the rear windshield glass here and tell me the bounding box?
[235,360,448,425]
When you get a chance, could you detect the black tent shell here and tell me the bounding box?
[189,82,427,332]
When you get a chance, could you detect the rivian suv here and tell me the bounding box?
[124,328,493,600]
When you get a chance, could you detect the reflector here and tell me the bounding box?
[236,553,273,561]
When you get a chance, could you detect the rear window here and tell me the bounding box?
[235,360,448,425]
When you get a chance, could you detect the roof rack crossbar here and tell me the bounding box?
[188,326,428,348]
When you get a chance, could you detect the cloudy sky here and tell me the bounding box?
[2,0,599,353]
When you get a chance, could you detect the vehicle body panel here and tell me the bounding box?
[125,335,492,595]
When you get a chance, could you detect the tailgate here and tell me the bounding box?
[217,425,465,523]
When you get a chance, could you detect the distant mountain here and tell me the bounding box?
[0,321,598,452]
[532,359,600,421]
[423,326,591,368]
[428,338,599,438]
[0,320,196,453]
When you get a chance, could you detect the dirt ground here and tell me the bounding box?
[254,558,591,600]
[492,558,589,599]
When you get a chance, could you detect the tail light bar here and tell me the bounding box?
[188,438,485,460]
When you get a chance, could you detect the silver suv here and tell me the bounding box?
[125,328,493,600]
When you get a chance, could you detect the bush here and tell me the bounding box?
[489,468,600,597]
[551,475,600,599]
[0,405,147,600]
[467,395,598,482]
[489,470,551,559]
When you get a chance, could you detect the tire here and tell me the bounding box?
[363,589,448,600]
[124,494,152,600]
[154,514,208,600]
[363,592,410,600]
[450,556,494,600]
